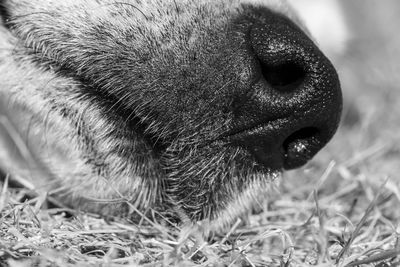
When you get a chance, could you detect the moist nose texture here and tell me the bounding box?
[231,9,342,170]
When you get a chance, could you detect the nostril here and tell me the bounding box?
[282,127,321,169]
[283,127,319,150]
[260,61,306,92]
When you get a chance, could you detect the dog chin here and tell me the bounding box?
[184,172,281,233]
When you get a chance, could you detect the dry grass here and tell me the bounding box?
[2,1,400,266]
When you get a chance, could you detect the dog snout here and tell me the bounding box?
[230,10,342,170]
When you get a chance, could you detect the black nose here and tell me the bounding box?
[229,10,342,170]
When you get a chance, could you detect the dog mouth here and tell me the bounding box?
[219,118,323,171]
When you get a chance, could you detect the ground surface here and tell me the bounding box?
[1,1,400,266]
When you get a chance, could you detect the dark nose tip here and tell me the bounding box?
[230,10,342,170]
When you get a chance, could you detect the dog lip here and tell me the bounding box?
[218,117,282,141]
[217,117,320,171]
[221,118,288,170]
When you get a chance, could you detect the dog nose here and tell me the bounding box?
[229,11,342,170]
